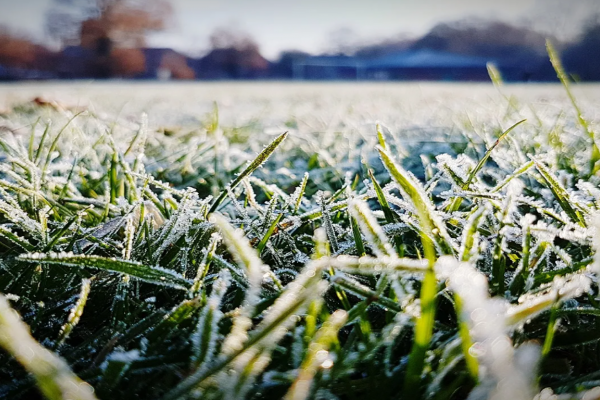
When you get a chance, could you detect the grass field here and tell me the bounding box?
[1,63,600,399]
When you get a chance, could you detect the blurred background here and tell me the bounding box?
[0,0,599,82]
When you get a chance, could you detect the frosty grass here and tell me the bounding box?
[2,59,600,399]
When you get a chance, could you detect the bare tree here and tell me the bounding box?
[45,0,172,77]
[199,27,269,79]
[46,0,172,49]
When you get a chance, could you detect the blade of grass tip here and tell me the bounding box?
[541,305,559,358]
[547,39,600,175]
[28,117,40,162]
[0,294,97,400]
[376,122,387,150]
[487,62,520,116]
[18,253,191,290]
[459,205,488,263]
[41,111,85,175]
[368,168,404,256]
[284,309,348,400]
[257,213,283,254]
[448,119,526,212]
[320,195,339,254]
[146,296,205,346]
[34,120,51,164]
[349,198,394,258]
[368,169,396,224]
[487,62,503,87]
[349,212,366,257]
[505,273,591,327]
[208,131,288,214]
[0,226,35,251]
[293,172,309,214]
[304,299,324,344]
[56,278,91,348]
[190,232,220,297]
[377,146,454,256]
[531,156,586,227]
[492,160,534,193]
[376,146,445,398]
[58,157,79,201]
[261,195,279,232]
[109,152,119,205]
[124,113,147,157]
[314,227,351,310]
[510,215,534,296]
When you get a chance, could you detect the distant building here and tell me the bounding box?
[293,49,491,81]
[192,46,270,80]
[364,49,489,80]
[56,46,97,79]
[292,55,365,80]
[0,64,57,81]
[141,48,195,80]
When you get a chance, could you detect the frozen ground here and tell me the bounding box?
[1,81,599,131]
[1,80,600,399]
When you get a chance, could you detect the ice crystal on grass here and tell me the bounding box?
[19,253,191,290]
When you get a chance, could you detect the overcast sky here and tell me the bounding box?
[0,0,598,59]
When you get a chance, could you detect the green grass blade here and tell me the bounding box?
[56,278,91,347]
[378,146,454,256]
[42,111,85,175]
[27,117,40,161]
[34,120,52,164]
[376,123,387,150]
[466,119,526,188]
[459,206,487,262]
[454,294,479,381]
[368,169,396,223]
[210,213,266,305]
[448,119,526,212]
[0,226,35,251]
[18,253,191,290]
[320,195,339,253]
[487,63,503,87]
[349,212,366,257]
[0,294,97,400]
[531,157,586,227]
[190,233,219,297]
[542,305,559,357]
[211,213,275,358]
[293,172,309,214]
[377,146,450,397]
[257,212,283,254]
[209,131,288,213]
[547,40,600,175]
[349,198,394,258]
[331,274,402,313]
